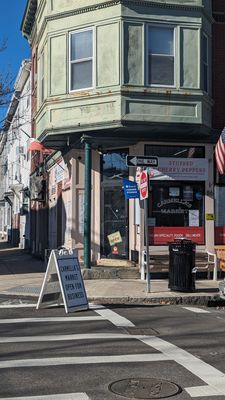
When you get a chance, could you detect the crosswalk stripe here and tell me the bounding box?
[0,394,90,400]
[182,307,210,314]
[0,316,103,324]
[0,333,145,343]
[139,335,225,397]
[0,304,36,308]
[94,306,135,327]
[0,353,168,369]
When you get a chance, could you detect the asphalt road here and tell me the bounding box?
[0,302,224,399]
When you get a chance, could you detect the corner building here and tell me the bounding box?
[21,0,219,265]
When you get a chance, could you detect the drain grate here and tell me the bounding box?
[109,378,181,399]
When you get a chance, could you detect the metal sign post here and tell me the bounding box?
[144,198,150,293]
[140,170,150,293]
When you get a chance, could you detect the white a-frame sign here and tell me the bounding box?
[37,249,89,313]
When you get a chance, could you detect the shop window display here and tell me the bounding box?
[145,145,205,244]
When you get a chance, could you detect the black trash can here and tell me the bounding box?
[168,239,196,292]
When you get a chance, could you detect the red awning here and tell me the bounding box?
[27,140,53,154]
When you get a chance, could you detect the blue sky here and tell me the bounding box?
[0,0,30,127]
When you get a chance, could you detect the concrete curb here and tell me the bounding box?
[88,294,221,306]
[0,291,221,307]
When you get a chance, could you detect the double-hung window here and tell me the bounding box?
[70,28,93,91]
[203,33,208,93]
[147,26,175,86]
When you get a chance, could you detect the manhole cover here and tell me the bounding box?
[109,378,181,399]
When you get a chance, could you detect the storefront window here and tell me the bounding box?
[145,145,204,158]
[145,145,205,244]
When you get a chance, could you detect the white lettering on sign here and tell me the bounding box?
[157,199,192,208]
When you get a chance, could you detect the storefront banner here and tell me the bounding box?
[148,227,205,245]
[147,158,208,181]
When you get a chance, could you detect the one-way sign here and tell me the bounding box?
[126,155,158,167]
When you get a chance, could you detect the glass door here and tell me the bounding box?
[101,150,129,259]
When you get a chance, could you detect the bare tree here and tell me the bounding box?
[0,39,13,110]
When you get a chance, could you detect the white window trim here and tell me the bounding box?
[203,32,208,93]
[69,27,95,93]
[146,24,176,88]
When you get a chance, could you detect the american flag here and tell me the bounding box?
[215,128,225,175]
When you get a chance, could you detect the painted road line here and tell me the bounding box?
[139,335,225,397]
[182,307,210,314]
[94,306,135,327]
[0,353,168,369]
[0,394,90,400]
[0,333,145,343]
[0,304,37,308]
[185,385,223,397]
[0,302,101,309]
[0,316,103,324]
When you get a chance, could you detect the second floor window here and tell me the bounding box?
[70,29,93,91]
[147,26,174,86]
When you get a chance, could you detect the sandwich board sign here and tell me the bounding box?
[37,248,88,313]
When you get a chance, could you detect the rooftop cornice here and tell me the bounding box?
[46,0,204,22]
[21,0,37,39]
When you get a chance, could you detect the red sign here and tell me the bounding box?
[215,227,225,244]
[148,227,205,245]
[112,245,119,255]
[140,170,148,200]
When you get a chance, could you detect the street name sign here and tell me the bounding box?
[126,155,158,167]
[123,178,140,199]
[37,249,88,313]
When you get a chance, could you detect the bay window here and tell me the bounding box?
[147,26,175,86]
[70,28,93,91]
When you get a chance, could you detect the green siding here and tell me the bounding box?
[96,23,120,87]
[124,23,143,85]
[180,28,199,89]
[50,35,67,96]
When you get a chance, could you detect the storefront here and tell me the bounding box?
[98,144,214,262]
[145,145,208,246]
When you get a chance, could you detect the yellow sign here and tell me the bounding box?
[107,231,122,246]
[206,213,214,221]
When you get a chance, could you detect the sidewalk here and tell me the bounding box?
[0,241,222,306]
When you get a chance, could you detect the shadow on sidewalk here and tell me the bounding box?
[0,240,45,275]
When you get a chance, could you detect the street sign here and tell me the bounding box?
[122,178,140,199]
[140,170,149,200]
[126,155,158,167]
[37,249,88,313]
